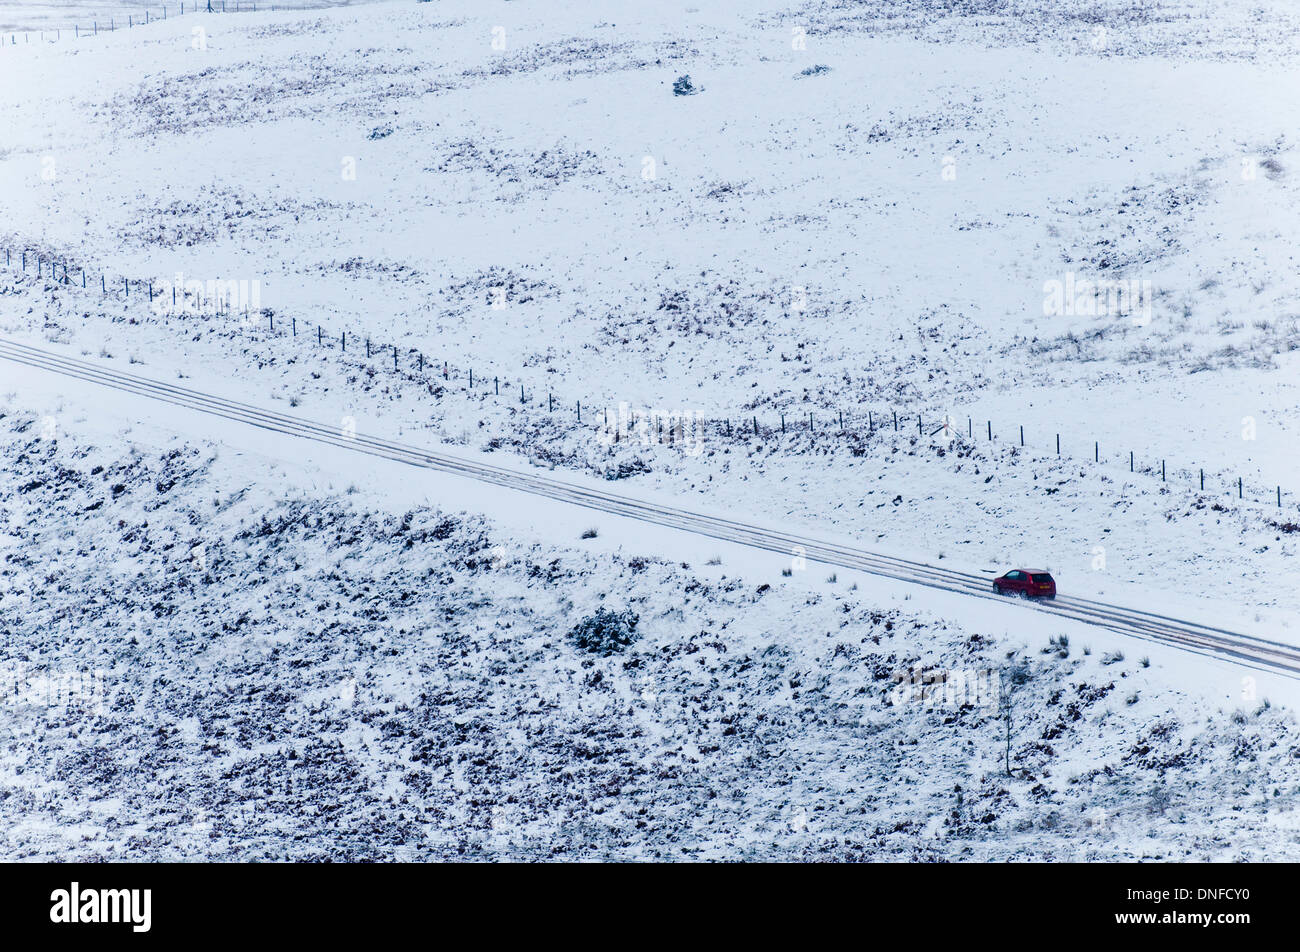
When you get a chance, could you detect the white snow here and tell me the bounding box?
[1,0,1298,860]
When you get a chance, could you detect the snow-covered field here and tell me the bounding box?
[0,0,380,35]
[1,0,1297,860]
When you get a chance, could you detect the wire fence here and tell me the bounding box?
[4,245,1296,516]
[1,1,283,46]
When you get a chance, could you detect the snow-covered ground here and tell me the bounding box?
[0,0,381,35]
[3,379,1299,861]
[1,0,1297,860]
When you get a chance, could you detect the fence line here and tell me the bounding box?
[2,245,1294,515]
[1,1,280,47]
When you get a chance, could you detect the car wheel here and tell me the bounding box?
[1018,590,1030,600]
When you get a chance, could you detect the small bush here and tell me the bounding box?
[1044,634,1069,658]
[570,608,639,655]
[1004,658,1032,687]
[580,527,598,539]
[673,75,699,96]
[798,64,831,77]
[604,458,651,480]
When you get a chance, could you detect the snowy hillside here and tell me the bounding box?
[0,0,1297,861]
[2,412,1298,860]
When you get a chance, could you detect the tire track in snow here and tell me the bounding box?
[3,336,1298,679]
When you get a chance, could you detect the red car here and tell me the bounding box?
[993,569,1056,600]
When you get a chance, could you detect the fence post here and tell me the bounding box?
[469,369,473,388]
[1239,477,1243,499]
[1019,425,1024,447]
[1056,434,1060,456]
[916,416,920,435]
[520,383,524,404]
[1200,469,1204,490]
[753,415,758,435]
[1095,441,1098,463]
[839,410,843,431]
[577,402,581,423]
[393,346,397,371]
[781,414,786,433]
[869,410,873,431]
[1279,486,1282,507]
[366,338,370,357]
[1161,460,1165,481]
[549,393,553,412]
[1130,451,1134,472]
[494,376,498,395]
[893,410,897,431]
[341,331,345,351]
[987,420,991,440]
[317,326,322,345]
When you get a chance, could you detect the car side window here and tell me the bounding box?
[1007,571,1021,580]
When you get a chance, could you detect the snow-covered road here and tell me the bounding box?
[5,334,1296,680]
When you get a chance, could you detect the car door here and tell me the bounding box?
[1006,571,1025,594]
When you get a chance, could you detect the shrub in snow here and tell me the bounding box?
[673,75,699,96]
[604,458,651,480]
[570,608,639,655]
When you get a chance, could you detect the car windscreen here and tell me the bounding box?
[1030,574,1052,583]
